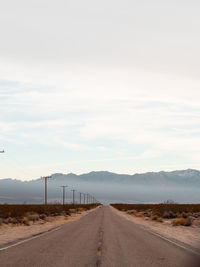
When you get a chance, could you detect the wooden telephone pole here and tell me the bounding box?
[71,189,76,206]
[41,176,51,205]
[87,194,89,204]
[61,185,68,205]
[79,192,83,204]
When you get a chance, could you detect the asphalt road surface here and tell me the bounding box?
[0,206,200,267]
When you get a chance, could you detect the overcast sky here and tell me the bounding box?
[0,0,200,180]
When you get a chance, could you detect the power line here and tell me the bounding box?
[79,192,83,204]
[71,189,76,206]
[87,194,89,204]
[60,185,68,205]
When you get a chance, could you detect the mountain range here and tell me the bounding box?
[0,169,200,204]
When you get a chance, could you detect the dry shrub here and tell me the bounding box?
[151,214,163,222]
[151,215,158,221]
[181,212,188,218]
[193,219,200,227]
[51,213,61,217]
[111,203,200,227]
[162,211,177,219]
[169,211,177,218]
[157,217,163,222]
[0,204,99,224]
[193,213,200,218]
[135,212,143,217]
[162,211,170,219]
[3,218,9,224]
[172,217,192,227]
[143,211,151,217]
[8,217,19,224]
[27,213,39,222]
[185,218,193,226]
[111,203,200,215]
[69,209,76,213]
[126,210,136,215]
[22,217,30,226]
[39,214,47,220]
[77,208,84,212]
[44,217,53,222]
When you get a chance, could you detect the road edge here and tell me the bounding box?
[0,206,99,251]
[110,205,200,256]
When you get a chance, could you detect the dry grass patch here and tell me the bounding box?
[27,213,39,222]
[193,219,200,227]
[0,204,99,226]
[111,203,200,227]
[69,209,76,213]
[172,217,192,226]
[126,209,137,215]
[151,215,163,222]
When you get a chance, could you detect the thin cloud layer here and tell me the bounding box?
[0,1,200,179]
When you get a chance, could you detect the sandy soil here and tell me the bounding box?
[0,208,95,246]
[111,206,200,250]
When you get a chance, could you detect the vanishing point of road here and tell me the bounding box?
[0,206,199,267]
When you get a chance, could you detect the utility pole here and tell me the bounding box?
[87,194,89,204]
[83,193,86,204]
[41,176,51,205]
[79,192,82,204]
[61,185,68,205]
[71,190,76,206]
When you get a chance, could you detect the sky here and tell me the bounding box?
[0,0,200,180]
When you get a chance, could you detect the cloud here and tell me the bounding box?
[53,137,90,151]
[1,1,200,179]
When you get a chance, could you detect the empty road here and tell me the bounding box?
[0,206,199,267]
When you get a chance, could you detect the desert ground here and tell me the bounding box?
[0,204,98,246]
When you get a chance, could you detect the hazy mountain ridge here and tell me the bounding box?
[0,169,200,204]
[2,169,200,184]
[54,169,200,185]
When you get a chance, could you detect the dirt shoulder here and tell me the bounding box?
[111,206,200,250]
[0,208,96,247]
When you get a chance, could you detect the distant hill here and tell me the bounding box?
[0,169,200,204]
[51,169,200,185]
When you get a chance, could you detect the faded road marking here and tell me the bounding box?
[96,226,103,266]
